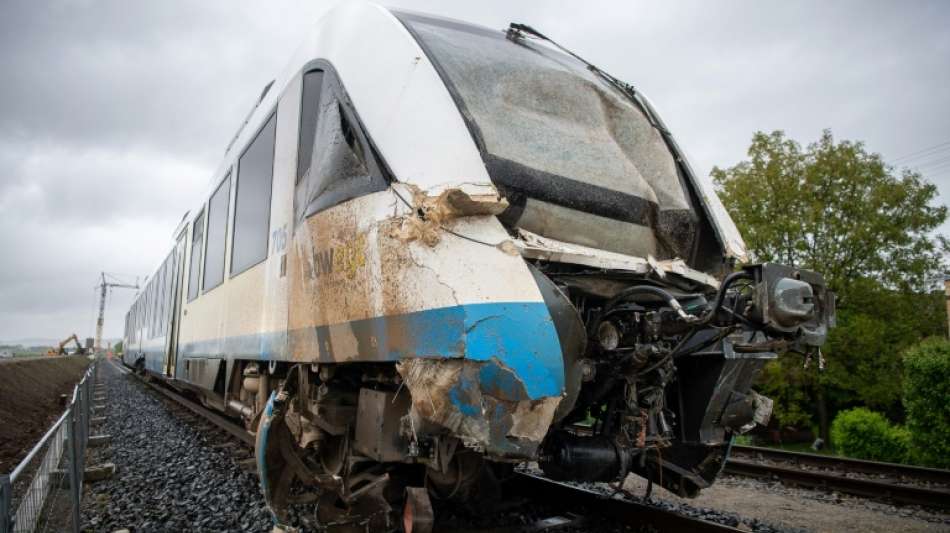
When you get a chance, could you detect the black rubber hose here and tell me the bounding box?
[603,285,689,317]
[702,270,754,325]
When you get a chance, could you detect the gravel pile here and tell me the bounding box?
[80,363,275,532]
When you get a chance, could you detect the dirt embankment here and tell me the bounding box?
[0,356,91,472]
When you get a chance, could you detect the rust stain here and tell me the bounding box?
[288,186,512,362]
[288,205,374,360]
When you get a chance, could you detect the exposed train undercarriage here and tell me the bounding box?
[208,261,834,531]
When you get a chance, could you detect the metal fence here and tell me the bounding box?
[0,358,99,533]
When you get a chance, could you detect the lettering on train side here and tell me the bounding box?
[271,225,288,253]
[313,248,334,278]
[310,234,367,280]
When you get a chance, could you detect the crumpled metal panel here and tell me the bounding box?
[287,182,565,459]
[397,358,561,458]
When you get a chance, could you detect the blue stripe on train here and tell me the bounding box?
[177,301,565,399]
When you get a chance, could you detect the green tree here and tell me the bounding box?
[712,130,948,442]
[902,338,950,468]
[831,407,911,463]
[113,340,123,353]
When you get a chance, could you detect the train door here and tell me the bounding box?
[164,229,188,377]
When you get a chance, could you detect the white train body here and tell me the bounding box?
[123,3,832,526]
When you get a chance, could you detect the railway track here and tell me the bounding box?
[118,361,745,532]
[502,473,745,533]
[727,445,950,509]
[569,423,950,510]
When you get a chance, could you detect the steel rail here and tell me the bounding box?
[724,459,950,509]
[731,444,950,485]
[508,473,745,533]
[570,424,950,508]
[123,366,255,447]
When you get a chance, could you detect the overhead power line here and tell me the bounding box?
[900,148,950,168]
[915,154,950,171]
[893,140,950,163]
[919,161,950,175]
[915,160,950,177]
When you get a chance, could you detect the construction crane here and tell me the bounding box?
[95,272,139,352]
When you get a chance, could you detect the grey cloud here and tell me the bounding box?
[0,0,948,341]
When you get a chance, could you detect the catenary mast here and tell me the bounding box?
[95,272,139,352]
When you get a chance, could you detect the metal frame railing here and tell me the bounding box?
[0,358,98,533]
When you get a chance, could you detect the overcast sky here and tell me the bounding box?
[1,0,947,343]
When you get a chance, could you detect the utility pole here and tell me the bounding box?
[95,272,139,352]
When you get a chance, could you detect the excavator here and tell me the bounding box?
[47,334,87,356]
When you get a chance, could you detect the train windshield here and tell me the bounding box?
[396,11,706,262]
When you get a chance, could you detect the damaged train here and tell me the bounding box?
[123,3,835,529]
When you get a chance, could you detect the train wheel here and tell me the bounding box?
[256,366,319,523]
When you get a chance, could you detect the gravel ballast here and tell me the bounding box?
[80,361,274,532]
[623,473,950,533]
[81,360,949,533]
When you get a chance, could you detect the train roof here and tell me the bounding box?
[198,1,746,261]
[212,2,491,197]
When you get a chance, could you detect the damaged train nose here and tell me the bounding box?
[393,301,569,459]
[529,261,834,495]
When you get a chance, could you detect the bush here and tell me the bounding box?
[903,338,950,468]
[830,408,910,463]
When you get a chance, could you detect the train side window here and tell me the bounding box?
[297,70,324,183]
[160,262,168,334]
[160,256,168,335]
[203,174,231,291]
[160,253,172,335]
[232,112,277,277]
[295,68,387,221]
[151,279,158,339]
[156,265,164,336]
[144,284,150,339]
[187,209,205,301]
[147,282,154,339]
[156,263,165,336]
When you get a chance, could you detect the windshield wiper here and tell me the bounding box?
[505,22,671,137]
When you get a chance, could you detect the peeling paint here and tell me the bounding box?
[396,357,561,458]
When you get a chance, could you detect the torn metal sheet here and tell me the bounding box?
[391,185,509,246]
[513,229,720,289]
[396,357,561,458]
